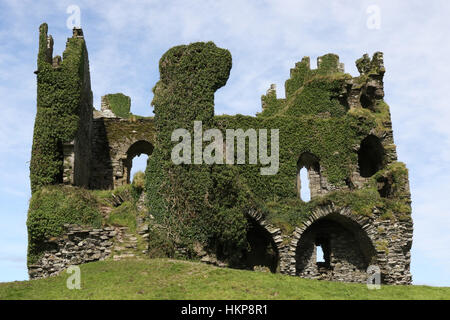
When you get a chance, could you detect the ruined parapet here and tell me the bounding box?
[72,27,84,38]
[347,52,385,111]
[284,54,346,99]
[317,53,345,73]
[94,95,119,118]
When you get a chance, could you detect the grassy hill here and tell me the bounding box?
[0,258,449,300]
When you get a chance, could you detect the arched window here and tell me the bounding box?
[297,152,320,201]
[358,135,384,177]
[299,168,310,201]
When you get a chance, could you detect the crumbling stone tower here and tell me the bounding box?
[29,24,413,285]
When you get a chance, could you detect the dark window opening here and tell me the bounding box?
[345,177,355,190]
[360,86,376,111]
[358,135,384,177]
[377,176,392,198]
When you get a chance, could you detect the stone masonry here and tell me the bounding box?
[28,224,116,279]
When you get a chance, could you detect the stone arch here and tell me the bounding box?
[297,152,321,200]
[288,205,378,283]
[358,134,384,178]
[123,140,154,184]
[244,209,284,273]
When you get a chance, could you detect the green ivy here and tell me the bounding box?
[104,93,132,118]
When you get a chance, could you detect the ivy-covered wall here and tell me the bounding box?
[145,42,253,265]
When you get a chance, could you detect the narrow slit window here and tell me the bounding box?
[299,167,311,201]
[316,245,325,263]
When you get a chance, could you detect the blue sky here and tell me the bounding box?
[0,0,449,286]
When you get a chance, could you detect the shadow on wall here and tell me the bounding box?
[241,218,279,273]
[89,120,113,189]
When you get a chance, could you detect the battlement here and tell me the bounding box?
[356,52,385,76]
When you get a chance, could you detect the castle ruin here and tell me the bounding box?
[28,24,413,285]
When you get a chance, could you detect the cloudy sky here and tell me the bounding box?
[0,0,449,286]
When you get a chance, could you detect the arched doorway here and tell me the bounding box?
[124,140,154,184]
[242,218,279,273]
[295,213,376,283]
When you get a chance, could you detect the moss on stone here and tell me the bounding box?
[104,93,131,118]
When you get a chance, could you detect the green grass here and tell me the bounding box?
[1,258,449,300]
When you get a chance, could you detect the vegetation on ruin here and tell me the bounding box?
[101,118,156,145]
[144,41,255,264]
[1,259,449,300]
[27,174,146,265]
[27,185,102,264]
